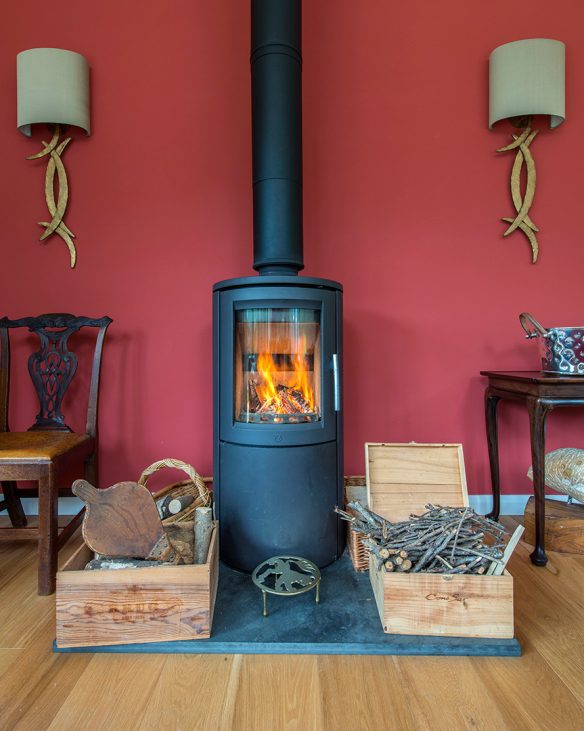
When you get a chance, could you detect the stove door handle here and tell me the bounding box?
[332,353,341,412]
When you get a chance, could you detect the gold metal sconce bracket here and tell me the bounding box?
[496,122,539,263]
[27,124,77,268]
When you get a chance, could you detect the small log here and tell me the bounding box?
[84,558,167,570]
[194,507,213,564]
[168,495,195,515]
[157,495,174,520]
[248,380,262,412]
[384,560,395,572]
[165,521,195,564]
[147,533,178,563]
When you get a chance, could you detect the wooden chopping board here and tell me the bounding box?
[72,479,166,558]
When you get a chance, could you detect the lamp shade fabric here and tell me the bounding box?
[17,48,90,136]
[489,39,565,129]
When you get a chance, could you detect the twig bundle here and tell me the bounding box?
[335,502,510,575]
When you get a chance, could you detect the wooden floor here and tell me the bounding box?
[0,517,583,731]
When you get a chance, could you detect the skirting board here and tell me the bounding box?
[24,494,576,518]
[54,554,521,657]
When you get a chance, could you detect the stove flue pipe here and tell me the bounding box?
[251,0,304,275]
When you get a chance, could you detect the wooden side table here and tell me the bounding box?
[480,371,584,566]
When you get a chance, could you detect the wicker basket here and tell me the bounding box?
[138,458,212,525]
[344,475,370,572]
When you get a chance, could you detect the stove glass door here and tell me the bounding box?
[234,307,321,424]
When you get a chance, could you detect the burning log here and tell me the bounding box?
[277,384,312,414]
[257,395,276,414]
[248,380,262,412]
[334,502,516,575]
[249,376,316,418]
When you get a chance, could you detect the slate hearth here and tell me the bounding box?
[54,554,521,656]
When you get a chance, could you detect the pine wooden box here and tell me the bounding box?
[366,443,514,639]
[56,523,219,648]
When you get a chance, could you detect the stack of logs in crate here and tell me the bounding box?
[346,444,516,639]
[56,461,218,649]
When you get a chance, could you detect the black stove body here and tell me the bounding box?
[213,0,344,572]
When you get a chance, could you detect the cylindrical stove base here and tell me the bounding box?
[217,440,343,572]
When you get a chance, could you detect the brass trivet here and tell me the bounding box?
[251,556,321,617]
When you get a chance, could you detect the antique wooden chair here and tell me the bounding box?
[0,313,112,594]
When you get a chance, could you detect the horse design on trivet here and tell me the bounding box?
[251,556,321,617]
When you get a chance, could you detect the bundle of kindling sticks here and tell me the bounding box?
[335,502,523,575]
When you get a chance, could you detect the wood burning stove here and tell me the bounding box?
[213,0,344,572]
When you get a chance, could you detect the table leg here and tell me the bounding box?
[485,387,501,520]
[527,397,550,566]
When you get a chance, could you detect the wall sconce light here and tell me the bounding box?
[17,48,91,268]
[489,38,565,263]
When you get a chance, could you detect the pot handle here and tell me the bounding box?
[519,312,549,339]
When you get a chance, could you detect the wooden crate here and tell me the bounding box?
[524,496,584,554]
[365,443,514,638]
[56,523,219,648]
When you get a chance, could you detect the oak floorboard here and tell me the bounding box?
[0,615,93,731]
[507,548,584,700]
[136,654,241,731]
[0,530,83,649]
[393,655,511,730]
[0,649,21,680]
[514,538,584,604]
[231,655,324,731]
[471,643,584,731]
[318,655,417,731]
[47,655,166,731]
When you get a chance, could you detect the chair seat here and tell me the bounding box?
[0,432,94,464]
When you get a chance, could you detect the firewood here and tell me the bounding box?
[84,558,167,570]
[168,495,195,515]
[336,501,514,575]
[248,380,262,412]
[156,495,174,519]
[194,507,213,564]
[147,533,179,563]
[165,521,195,564]
[287,386,312,413]
[257,396,276,414]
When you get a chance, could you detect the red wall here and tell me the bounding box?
[1,1,582,496]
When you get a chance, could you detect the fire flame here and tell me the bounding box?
[255,342,316,414]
